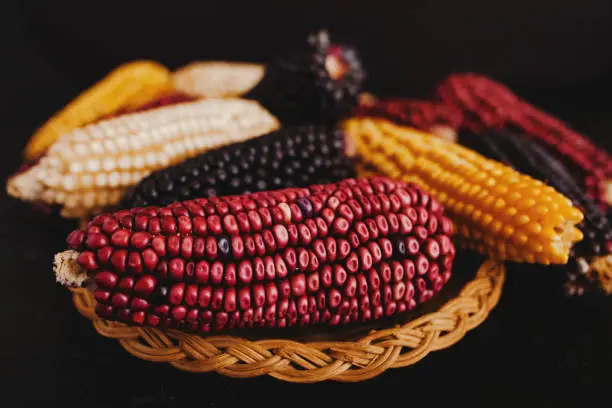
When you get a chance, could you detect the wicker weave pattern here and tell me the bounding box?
[70,259,504,383]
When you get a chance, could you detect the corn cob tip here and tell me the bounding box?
[54,250,88,287]
[172,61,265,98]
[428,125,458,143]
[6,167,42,203]
[605,179,612,206]
[587,254,612,294]
[358,92,378,107]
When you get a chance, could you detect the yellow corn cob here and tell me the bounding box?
[172,61,265,98]
[23,60,173,161]
[344,117,584,265]
[8,98,279,219]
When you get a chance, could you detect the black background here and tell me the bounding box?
[2,1,612,406]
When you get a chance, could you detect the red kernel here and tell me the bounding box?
[127,252,143,274]
[110,229,130,248]
[95,271,117,289]
[134,276,156,297]
[169,258,185,280]
[195,260,210,283]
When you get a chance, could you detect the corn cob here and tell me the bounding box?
[7,99,280,219]
[119,125,357,208]
[435,73,612,209]
[344,117,584,265]
[243,30,366,126]
[353,98,463,142]
[172,61,265,98]
[460,129,612,295]
[23,60,173,161]
[54,177,456,333]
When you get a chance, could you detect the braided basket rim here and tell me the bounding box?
[69,259,504,383]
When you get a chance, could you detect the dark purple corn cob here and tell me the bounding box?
[56,177,456,334]
[119,125,356,208]
[244,30,366,126]
[460,129,612,296]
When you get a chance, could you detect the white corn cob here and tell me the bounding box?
[172,61,265,98]
[7,98,279,219]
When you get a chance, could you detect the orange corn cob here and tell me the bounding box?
[344,117,584,265]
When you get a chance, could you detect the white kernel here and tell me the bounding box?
[96,190,109,206]
[184,138,195,153]
[44,172,61,188]
[65,193,80,209]
[117,156,131,170]
[69,162,83,173]
[85,159,100,172]
[150,129,162,143]
[54,191,66,204]
[83,191,96,208]
[99,124,116,138]
[103,139,117,153]
[89,127,104,139]
[129,138,142,150]
[95,173,108,187]
[90,141,104,155]
[80,174,94,188]
[120,172,131,185]
[133,155,145,169]
[164,144,176,157]
[108,172,120,187]
[71,130,89,142]
[115,137,129,151]
[145,152,157,166]
[46,157,62,169]
[158,153,170,167]
[62,175,77,191]
[102,157,116,172]
[131,172,145,183]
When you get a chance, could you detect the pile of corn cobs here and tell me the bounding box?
[7,30,611,336]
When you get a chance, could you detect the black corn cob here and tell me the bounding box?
[119,125,356,209]
[244,30,366,126]
[460,129,612,296]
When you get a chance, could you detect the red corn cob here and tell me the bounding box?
[435,73,612,209]
[54,177,456,334]
[353,97,463,142]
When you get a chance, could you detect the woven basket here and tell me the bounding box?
[69,257,504,383]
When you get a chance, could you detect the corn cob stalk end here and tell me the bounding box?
[54,250,88,287]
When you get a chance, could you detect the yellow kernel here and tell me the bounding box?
[522,198,536,208]
[494,198,506,210]
[464,204,475,216]
[513,233,528,246]
[495,185,509,195]
[482,214,494,226]
[505,207,518,218]
[502,225,515,238]
[526,223,542,235]
[491,220,503,234]
[516,214,530,225]
[507,191,521,201]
